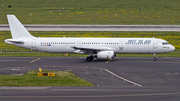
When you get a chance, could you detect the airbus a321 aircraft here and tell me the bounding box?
[4,15,175,61]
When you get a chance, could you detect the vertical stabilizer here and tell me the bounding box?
[7,15,34,39]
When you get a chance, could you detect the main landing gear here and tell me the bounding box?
[153,53,157,61]
[86,55,94,61]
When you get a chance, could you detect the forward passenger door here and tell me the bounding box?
[153,39,158,49]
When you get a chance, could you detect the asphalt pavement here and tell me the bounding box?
[0,57,180,101]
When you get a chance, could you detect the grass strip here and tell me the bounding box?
[0,0,180,25]
[0,70,94,86]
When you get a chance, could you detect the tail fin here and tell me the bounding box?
[7,15,34,39]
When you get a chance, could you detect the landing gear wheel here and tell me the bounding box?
[153,57,157,61]
[90,56,94,60]
[86,56,94,61]
[153,53,157,61]
[86,57,91,61]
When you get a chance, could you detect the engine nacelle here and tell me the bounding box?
[97,51,115,59]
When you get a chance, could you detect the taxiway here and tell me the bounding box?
[0,57,180,101]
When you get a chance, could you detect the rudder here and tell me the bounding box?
[7,15,34,39]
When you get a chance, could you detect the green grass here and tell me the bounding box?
[0,0,180,24]
[0,70,94,86]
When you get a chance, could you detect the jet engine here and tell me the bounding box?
[96,51,115,59]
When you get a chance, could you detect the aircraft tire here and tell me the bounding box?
[86,56,94,61]
[86,57,91,61]
[153,57,157,61]
[90,56,94,61]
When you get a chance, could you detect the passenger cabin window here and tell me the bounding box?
[162,42,169,45]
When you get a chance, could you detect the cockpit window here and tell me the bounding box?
[162,42,169,45]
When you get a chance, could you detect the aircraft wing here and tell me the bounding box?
[71,46,116,54]
[71,46,100,51]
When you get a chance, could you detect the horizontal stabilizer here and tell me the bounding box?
[4,39,24,44]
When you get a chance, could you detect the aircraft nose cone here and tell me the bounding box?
[171,45,175,51]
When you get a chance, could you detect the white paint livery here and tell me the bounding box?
[4,15,175,61]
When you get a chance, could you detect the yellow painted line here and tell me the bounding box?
[106,59,111,63]
[0,92,180,98]
[30,58,41,63]
[104,69,143,87]
[164,62,180,64]
[174,73,179,75]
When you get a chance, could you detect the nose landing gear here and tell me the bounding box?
[153,53,157,61]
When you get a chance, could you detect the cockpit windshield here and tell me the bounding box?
[162,42,170,45]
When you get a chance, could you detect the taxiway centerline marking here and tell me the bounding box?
[106,59,111,63]
[104,69,143,87]
[30,58,41,63]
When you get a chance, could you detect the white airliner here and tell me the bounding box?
[4,15,175,61]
